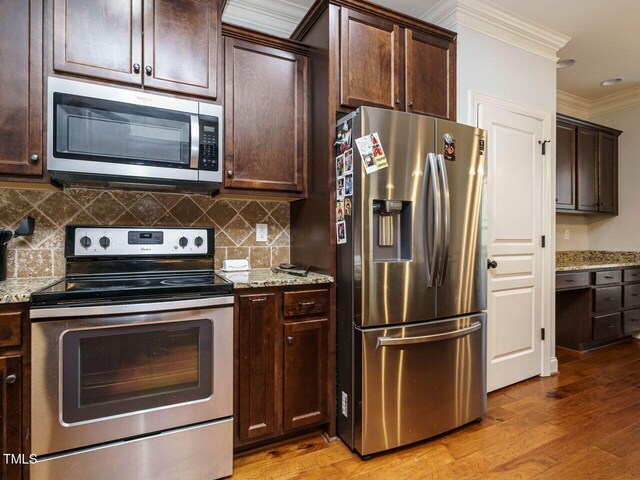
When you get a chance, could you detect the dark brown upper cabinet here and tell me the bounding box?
[337,6,456,120]
[0,0,43,178]
[223,28,307,195]
[339,8,401,111]
[556,114,621,215]
[53,0,220,98]
[404,29,456,119]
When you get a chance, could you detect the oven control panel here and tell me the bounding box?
[69,227,213,257]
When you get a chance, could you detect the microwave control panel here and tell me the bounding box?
[199,115,219,171]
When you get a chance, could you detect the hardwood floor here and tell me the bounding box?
[233,339,640,479]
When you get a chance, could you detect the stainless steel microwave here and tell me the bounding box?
[47,77,222,194]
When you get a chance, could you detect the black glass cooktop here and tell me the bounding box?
[31,272,233,307]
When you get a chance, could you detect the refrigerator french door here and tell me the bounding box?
[336,107,487,456]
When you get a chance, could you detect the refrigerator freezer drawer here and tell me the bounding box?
[355,314,486,456]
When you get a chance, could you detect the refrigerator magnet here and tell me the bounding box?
[443,133,456,161]
[337,220,347,244]
[370,133,388,170]
[344,149,353,173]
[336,201,345,221]
[335,121,353,154]
[345,173,353,196]
[337,175,345,200]
[336,153,345,178]
[344,197,352,216]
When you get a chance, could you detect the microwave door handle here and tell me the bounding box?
[377,321,482,348]
[426,153,440,288]
[190,114,199,169]
[436,154,450,286]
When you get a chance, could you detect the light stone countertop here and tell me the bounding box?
[0,277,62,305]
[217,268,334,289]
[556,250,640,272]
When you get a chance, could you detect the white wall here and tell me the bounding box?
[556,213,589,251]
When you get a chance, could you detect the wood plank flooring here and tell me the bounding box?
[233,339,640,479]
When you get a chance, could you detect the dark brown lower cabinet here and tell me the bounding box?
[283,319,328,431]
[1,355,22,480]
[235,286,331,450]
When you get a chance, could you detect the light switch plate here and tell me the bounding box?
[256,223,268,242]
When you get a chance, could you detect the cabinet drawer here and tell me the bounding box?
[556,272,590,290]
[594,270,621,285]
[624,268,640,283]
[593,286,622,312]
[623,309,640,335]
[624,284,640,309]
[283,289,329,318]
[593,313,621,341]
[0,312,22,348]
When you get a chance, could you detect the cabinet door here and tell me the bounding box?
[0,356,22,480]
[0,0,43,177]
[283,319,328,431]
[577,127,599,212]
[339,8,401,110]
[556,121,577,210]
[405,29,455,120]
[225,39,306,192]
[53,0,143,84]
[598,132,618,214]
[142,0,219,98]
[237,293,279,441]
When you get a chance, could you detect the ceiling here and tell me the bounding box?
[222,0,640,101]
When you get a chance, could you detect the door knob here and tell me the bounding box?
[29,154,39,163]
[5,374,16,385]
[487,259,498,269]
[287,336,294,344]
[133,63,141,73]
[145,65,153,75]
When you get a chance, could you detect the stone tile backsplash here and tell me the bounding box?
[0,188,290,278]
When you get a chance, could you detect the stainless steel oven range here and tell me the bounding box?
[29,226,234,480]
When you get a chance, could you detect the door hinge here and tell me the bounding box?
[541,328,546,340]
[542,235,546,248]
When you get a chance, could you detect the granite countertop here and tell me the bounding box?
[217,268,334,289]
[0,277,62,305]
[556,251,640,272]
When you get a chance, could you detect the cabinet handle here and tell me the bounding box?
[5,374,16,385]
[604,297,616,301]
[408,101,414,108]
[632,274,640,277]
[606,324,615,328]
[631,294,640,297]
[145,65,153,75]
[29,154,39,163]
[133,63,141,73]
[630,318,640,322]
[287,336,294,344]
[227,170,233,178]
[565,279,577,283]
[298,301,315,307]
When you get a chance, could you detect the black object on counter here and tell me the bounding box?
[271,264,312,277]
[0,216,35,281]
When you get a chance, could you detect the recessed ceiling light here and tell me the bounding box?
[600,78,623,86]
[556,59,576,69]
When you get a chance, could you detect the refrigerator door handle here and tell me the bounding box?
[426,153,441,288]
[436,154,450,287]
[376,321,482,348]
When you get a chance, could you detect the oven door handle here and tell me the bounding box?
[190,114,200,169]
[376,322,482,348]
[30,296,234,319]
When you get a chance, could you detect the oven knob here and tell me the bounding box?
[179,236,188,248]
[79,236,92,248]
[99,236,111,249]
[194,236,204,247]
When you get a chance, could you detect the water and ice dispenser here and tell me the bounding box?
[372,200,412,261]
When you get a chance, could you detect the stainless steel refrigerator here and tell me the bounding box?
[336,107,487,457]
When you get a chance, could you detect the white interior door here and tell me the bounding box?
[478,103,544,392]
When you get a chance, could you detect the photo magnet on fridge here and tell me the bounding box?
[344,149,353,173]
[337,220,347,244]
[336,201,345,222]
[345,173,353,197]
[355,135,378,174]
[344,197,352,216]
[335,120,353,154]
[336,153,345,178]
[337,175,345,200]
[370,132,388,170]
[443,133,456,161]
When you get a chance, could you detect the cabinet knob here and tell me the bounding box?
[145,65,153,75]
[395,99,400,105]
[29,154,39,163]
[133,63,141,73]
[409,101,414,108]
[5,374,16,385]
[287,336,294,344]
[227,170,233,178]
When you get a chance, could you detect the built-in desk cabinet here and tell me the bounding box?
[556,268,640,351]
[235,285,330,450]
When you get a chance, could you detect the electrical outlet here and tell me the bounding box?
[256,223,268,242]
[564,229,570,240]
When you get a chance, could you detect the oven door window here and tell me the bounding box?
[54,93,191,168]
[61,320,212,424]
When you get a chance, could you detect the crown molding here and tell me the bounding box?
[221,0,309,38]
[557,90,591,120]
[421,0,570,62]
[557,86,640,120]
